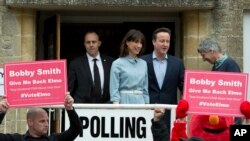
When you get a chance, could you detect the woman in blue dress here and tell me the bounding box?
[110,29,149,104]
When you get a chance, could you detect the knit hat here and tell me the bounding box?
[180,137,204,141]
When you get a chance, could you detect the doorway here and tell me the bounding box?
[60,22,176,65]
[39,14,179,133]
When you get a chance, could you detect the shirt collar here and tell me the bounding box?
[126,55,138,64]
[152,51,168,60]
[86,52,101,61]
[214,54,228,69]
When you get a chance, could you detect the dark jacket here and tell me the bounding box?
[151,119,170,141]
[212,56,242,125]
[141,53,185,105]
[212,57,241,72]
[0,109,82,141]
[68,54,114,103]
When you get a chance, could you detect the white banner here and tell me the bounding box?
[65,108,154,141]
[0,68,3,96]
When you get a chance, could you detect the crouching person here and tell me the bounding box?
[0,94,82,141]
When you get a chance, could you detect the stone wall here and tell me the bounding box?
[0,2,21,67]
[212,0,244,69]
[0,3,36,66]
[0,0,36,134]
[182,10,213,70]
[183,0,246,70]
[5,0,214,9]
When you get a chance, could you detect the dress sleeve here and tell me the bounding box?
[109,62,121,103]
[68,61,77,98]
[143,66,149,104]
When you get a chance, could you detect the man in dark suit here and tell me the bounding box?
[141,27,185,132]
[68,31,114,103]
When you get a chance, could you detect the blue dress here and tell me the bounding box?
[110,56,149,104]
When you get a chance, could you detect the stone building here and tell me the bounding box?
[0,0,250,134]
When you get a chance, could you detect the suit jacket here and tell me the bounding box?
[68,54,114,103]
[141,53,185,105]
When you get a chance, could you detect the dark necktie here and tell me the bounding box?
[93,59,101,98]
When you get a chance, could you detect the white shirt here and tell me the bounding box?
[152,52,168,89]
[86,53,104,94]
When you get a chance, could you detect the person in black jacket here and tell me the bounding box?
[0,94,82,141]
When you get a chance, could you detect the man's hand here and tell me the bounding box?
[154,108,165,122]
[64,93,74,111]
[0,99,9,113]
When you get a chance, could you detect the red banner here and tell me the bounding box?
[4,60,67,107]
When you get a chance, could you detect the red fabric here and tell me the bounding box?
[173,100,250,141]
[176,100,189,118]
[240,101,250,119]
[171,121,188,141]
[189,115,234,141]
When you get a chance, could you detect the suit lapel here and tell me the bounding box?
[100,55,107,79]
[147,54,161,90]
[81,54,93,83]
[101,55,111,93]
[162,56,171,89]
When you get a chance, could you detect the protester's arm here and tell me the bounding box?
[0,99,17,140]
[55,94,82,141]
[143,68,149,104]
[0,99,9,112]
[151,108,170,141]
[151,101,190,141]
[0,113,5,124]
